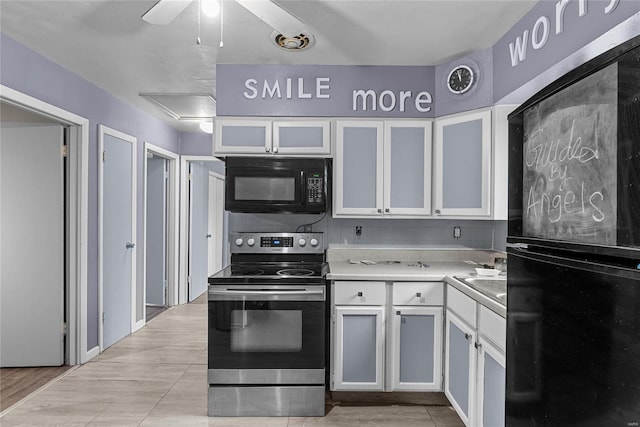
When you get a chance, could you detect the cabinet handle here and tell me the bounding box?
[357,292,363,297]
[273,147,279,153]
[377,209,382,213]
[435,209,441,214]
[416,292,422,298]
[265,146,270,152]
[385,208,390,213]
[396,310,401,316]
[475,342,483,350]
[464,333,471,340]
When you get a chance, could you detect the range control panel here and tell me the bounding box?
[231,232,324,254]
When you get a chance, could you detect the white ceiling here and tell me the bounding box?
[0,0,537,133]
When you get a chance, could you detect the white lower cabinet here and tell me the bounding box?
[390,306,443,391]
[477,336,506,427]
[445,285,506,427]
[333,306,385,390]
[445,310,477,426]
[331,281,443,392]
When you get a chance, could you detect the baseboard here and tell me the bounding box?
[84,345,100,363]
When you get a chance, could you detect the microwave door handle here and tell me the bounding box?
[299,170,306,205]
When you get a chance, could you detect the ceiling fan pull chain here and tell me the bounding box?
[219,0,224,48]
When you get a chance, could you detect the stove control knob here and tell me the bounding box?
[247,238,255,247]
[310,238,319,247]
[235,238,243,246]
[298,238,307,247]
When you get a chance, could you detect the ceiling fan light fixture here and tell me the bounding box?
[201,0,220,17]
[199,121,214,134]
[271,31,314,51]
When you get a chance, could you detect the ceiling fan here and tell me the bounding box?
[142,0,307,37]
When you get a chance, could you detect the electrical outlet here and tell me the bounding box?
[453,226,462,239]
[355,225,363,238]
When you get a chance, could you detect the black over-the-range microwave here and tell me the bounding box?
[225,157,331,213]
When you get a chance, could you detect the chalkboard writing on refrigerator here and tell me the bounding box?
[522,63,617,245]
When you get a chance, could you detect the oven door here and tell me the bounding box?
[208,284,325,385]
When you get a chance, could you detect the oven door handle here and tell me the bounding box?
[210,289,324,296]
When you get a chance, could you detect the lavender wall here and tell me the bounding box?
[493,0,640,103]
[179,131,214,157]
[0,32,180,351]
[229,214,508,251]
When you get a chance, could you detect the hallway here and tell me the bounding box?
[0,294,463,426]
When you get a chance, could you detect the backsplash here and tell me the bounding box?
[229,213,508,251]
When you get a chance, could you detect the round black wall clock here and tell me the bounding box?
[447,65,475,94]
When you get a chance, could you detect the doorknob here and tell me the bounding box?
[126,242,135,249]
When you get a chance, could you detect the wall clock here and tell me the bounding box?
[447,65,475,94]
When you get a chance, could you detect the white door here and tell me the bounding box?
[188,162,208,301]
[207,173,224,276]
[101,126,136,350]
[0,124,65,367]
[146,156,167,306]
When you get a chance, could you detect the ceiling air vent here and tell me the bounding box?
[272,31,314,51]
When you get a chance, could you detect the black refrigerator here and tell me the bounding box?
[506,35,640,426]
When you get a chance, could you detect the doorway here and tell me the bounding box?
[0,85,89,366]
[0,106,65,367]
[99,125,137,350]
[143,143,179,322]
[179,156,226,304]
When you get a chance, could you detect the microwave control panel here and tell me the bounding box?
[307,173,324,204]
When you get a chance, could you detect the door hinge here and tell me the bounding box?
[102,150,106,162]
[102,312,105,323]
[62,322,68,336]
[61,145,68,158]
[188,173,192,181]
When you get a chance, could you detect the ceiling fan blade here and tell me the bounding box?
[142,0,192,25]
[235,0,307,36]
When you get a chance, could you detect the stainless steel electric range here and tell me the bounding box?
[207,232,327,417]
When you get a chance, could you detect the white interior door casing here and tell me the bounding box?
[207,173,225,276]
[188,162,208,301]
[99,125,136,350]
[146,156,167,306]
[0,124,65,367]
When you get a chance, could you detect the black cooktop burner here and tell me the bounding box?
[276,268,314,277]
[230,266,265,276]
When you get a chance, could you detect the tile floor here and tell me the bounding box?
[0,295,464,426]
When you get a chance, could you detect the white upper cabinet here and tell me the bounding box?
[334,121,384,216]
[214,118,330,156]
[434,109,492,217]
[384,121,432,216]
[273,120,331,155]
[334,120,432,218]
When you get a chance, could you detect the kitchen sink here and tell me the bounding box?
[455,276,507,305]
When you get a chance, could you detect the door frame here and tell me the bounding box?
[179,155,223,304]
[143,142,179,315]
[98,124,137,351]
[0,84,89,364]
[208,171,225,276]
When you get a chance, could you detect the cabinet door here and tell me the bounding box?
[434,110,491,216]
[334,121,384,216]
[477,336,506,427]
[333,306,385,391]
[445,310,476,427]
[273,120,330,155]
[214,119,272,155]
[390,306,442,391]
[383,121,432,216]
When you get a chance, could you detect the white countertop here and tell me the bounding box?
[326,260,477,281]
[326,248,506,317]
